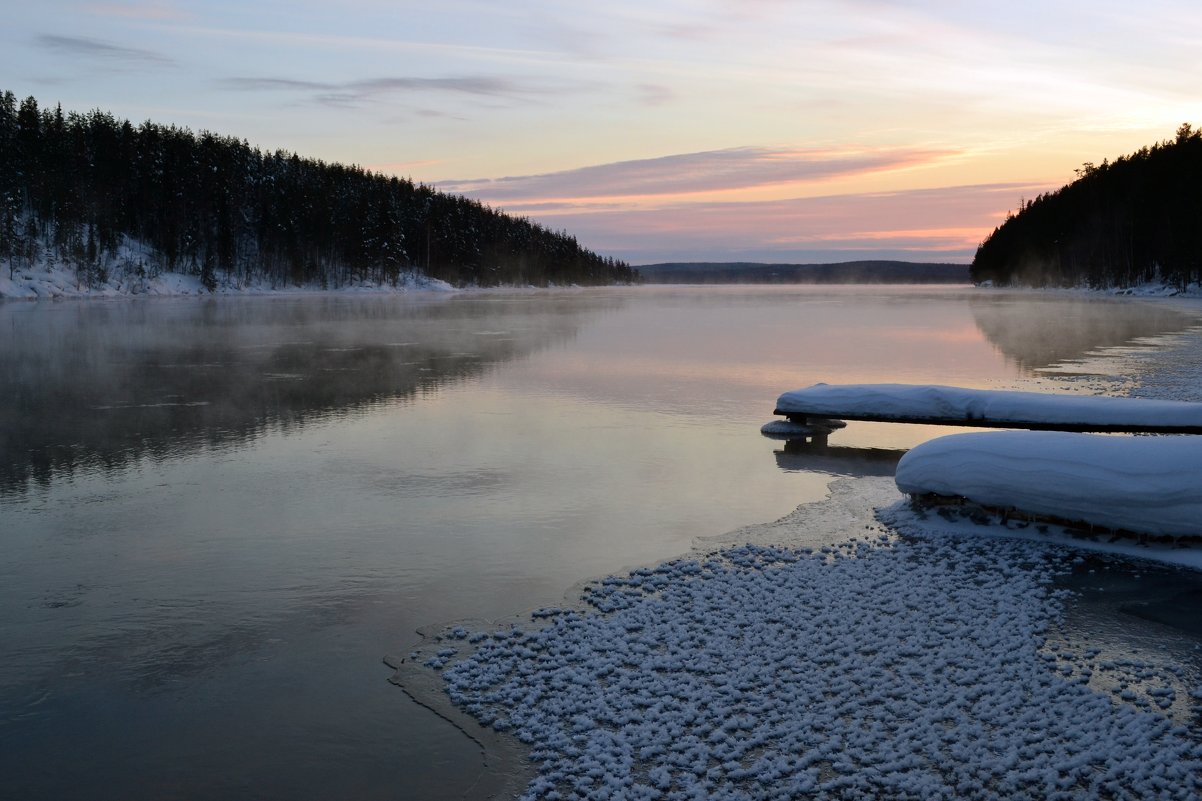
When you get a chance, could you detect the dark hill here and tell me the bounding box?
[636,260,970,284]
[0,91,635,290]
[971,124,1202,289]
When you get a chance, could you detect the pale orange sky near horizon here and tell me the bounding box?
[5,0,1200,263]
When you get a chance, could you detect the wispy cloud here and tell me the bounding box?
[636,83,675,106]
[36,34,176,67]
[81,1,191,21]
[218,74,565,108]
[365,158,446,174]
[438,146,956,201]
[220,77,328,92]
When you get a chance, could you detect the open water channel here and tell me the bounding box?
[1,285,1200,799]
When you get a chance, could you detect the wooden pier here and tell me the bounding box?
[767,383,1202,437]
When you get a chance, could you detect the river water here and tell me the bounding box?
[1,285,1199,800]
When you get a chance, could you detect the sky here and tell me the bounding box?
[4,1,1201,265]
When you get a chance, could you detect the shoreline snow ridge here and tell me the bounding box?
[401,479,1202,800]
[0,259,640,300]
[0,260,458,299]
[895,431,1202,545]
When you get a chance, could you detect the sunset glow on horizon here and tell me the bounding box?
[5,0,1201,264]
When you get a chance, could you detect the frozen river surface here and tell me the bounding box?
[1,286,1200,799]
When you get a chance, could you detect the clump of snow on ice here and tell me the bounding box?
[433,537,1202,800]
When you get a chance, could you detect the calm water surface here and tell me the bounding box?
[1,285,1198,799]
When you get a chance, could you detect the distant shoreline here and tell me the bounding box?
[1,262,647,301]
[8,259,1200,300]
[635,260,970,284]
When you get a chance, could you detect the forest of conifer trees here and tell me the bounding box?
[0,91,637,291]
[971,124,1202,290]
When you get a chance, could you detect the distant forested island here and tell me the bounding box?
[972,125,1202,289]
[0,91,636,290]
[636,261,970,284]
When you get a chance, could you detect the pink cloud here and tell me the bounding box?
[508,182,1054,264]
[437,145,957,201]
[366,158,446,174]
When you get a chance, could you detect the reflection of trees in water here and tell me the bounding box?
[969,296,1197,371]
[0,295,615,495]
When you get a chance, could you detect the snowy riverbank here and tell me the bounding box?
[8,259,1202,302]
[976,278,1202,299]
[0,260,458,299]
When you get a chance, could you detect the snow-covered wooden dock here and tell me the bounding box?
[772,383,1202,434]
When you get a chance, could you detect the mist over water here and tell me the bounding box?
[1,286,1199,800]
[0,294,596,494]
[969,292,1195,371]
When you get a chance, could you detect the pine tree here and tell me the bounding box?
[0,90,639,291]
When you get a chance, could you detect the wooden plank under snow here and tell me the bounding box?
[773,383,1202,435]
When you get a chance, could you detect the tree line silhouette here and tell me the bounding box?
[0,91,636,290]
[971,124,1202,289]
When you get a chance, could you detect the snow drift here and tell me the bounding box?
[895,431,1202,538]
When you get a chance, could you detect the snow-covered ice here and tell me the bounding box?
[401,480,1202,801]
[426,537,1202,800]
[881,493,1202,582]
[895,431,1202,542]
[775,383,1202,431]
